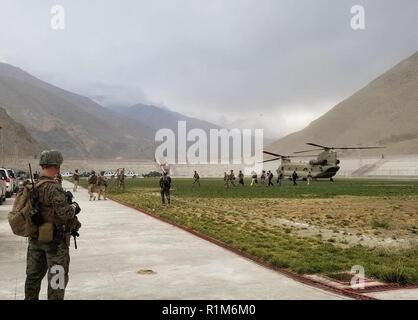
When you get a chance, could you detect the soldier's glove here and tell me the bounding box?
[71,202,81,215]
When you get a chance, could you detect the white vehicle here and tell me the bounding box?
[7,169,18,193]
[61,171,73,177]
[0,168,15,198]
[104,171,116,177]
[124,170,137,178]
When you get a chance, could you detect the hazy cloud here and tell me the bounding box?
[0,0,417,138]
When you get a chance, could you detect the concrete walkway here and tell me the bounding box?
[0,181,350,300]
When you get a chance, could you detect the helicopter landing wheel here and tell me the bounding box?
[330,178,334,182]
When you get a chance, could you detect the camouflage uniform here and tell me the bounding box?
[159,173,171,204]
[72,171,80,192]
[223,172,230,188]
[87,171,97,200]
[192,171,200,186]
[54,173,63,186]
[97,172,107,200]
[238,171,244,186]
[25,150,81,300]
[117,168,125,192]
[229,170,236,187]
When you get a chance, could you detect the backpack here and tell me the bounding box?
[8,180,51,237]
[88,175,97,185]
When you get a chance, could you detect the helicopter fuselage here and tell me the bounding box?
[276,150,341,180]
[277,161,340,180]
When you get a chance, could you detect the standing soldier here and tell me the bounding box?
[25,150,81,300]
[224,172,229,188]
[267,170,274,186]
[97,171,108,200]
[276,168,284,186]
[72,169,80,192]
[307,170,313,185]
[238,170,244,186]
[87,170,98,201]
[117,168,125,192]
[159,171,172,204]
[250,171,258,186]
[192,171,200,187]
[260,170,266,186]
[229,170,236,187]
[292,170,298,186]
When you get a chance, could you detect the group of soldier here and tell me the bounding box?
[68,168,126,201]
[191,168,314,188]
[222,170,245,188]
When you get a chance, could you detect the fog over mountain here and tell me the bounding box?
[269,51,418,156]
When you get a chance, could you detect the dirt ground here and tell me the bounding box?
[166,195,418,249]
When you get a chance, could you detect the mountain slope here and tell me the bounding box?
[268,51,418,156]
[114,103,221,133]
[0,106,46,157]
[0,63,155,159]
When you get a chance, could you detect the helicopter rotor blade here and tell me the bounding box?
[306,143,329,149]
[332,146,385,150]
[259,157,282,163]
[293,149,324,154]
[263,150,284,157]
[305,143,385,151]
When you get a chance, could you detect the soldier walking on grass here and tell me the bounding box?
[307,170,313,185]
[193,171,200,187]
[250,172,258,186]
[267,170,274,186]
[229,170,236,187]
[224,172,229,188]
[159,171,172,204]
[276,169,284,186]
[260,170,266,186]
[292,170,298,186]
[238,170,244,186]
[116,168,125,192]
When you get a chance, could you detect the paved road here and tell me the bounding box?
[1,180,350,300]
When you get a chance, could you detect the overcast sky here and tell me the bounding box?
[0,0,417,138]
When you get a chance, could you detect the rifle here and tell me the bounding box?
[28,163,43,226]
[64,190,80,249]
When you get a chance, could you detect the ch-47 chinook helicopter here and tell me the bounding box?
[263,143,384,181]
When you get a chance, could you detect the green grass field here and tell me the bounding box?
[79,177,418,285]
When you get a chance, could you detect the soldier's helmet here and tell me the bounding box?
[91,170,96,174]
[39,150,63,167]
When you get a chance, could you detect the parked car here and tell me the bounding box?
[104,171,116,178]
[7,169,18,193]
[61,171,73,177]
[124,170,137,178]
[142,171,162,178]
[0,177,6,204]
[0,168,15,198]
